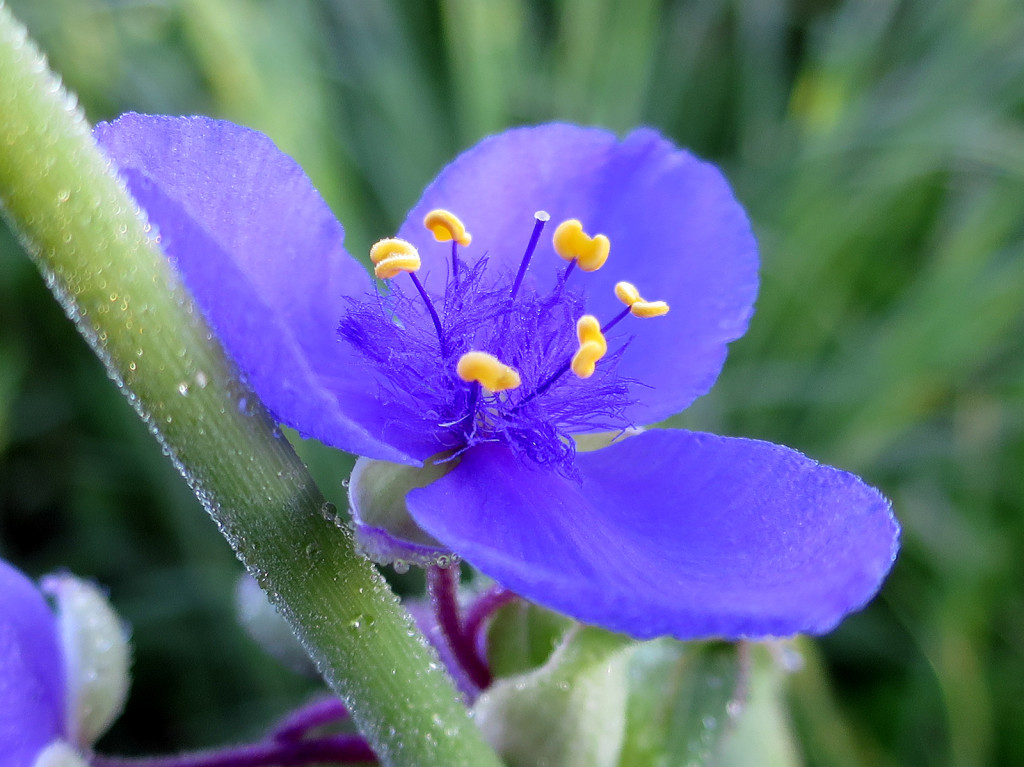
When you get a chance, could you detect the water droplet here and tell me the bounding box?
[177,382,190,396]
[392,560,409,575]
[195,370,208,389]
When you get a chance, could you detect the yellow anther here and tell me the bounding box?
[552,219,610,272]
[370,237,418,264]
[631,300,669,319]
[424,209,472,247]
[576,314,608,355]
[370,238,421,279]
[456,351,521,392]
[614,281,641,305]
[571,315,608,379]
[614,281,670,318]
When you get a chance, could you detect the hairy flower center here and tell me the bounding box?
[338,208,668,475]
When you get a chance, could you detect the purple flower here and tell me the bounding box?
[94,115,899,640]
[0,559,65,767]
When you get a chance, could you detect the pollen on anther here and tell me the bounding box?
[614,281,669,318]
[424,209,472,247]
[571,315,608,379]
[457,351,521,392]
[370,238,421,279]
[552,219,610,272]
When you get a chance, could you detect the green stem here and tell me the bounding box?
[0,5,501,766]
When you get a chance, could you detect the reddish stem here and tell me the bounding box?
[271,696,349,743]
[90,735,376,767]
[426,565,493,689]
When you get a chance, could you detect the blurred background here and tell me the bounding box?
[1,1,1022,765]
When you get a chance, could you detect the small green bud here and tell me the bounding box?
[33,741,90,767]
[473,627,635,767]
[235,573,318,677]
[41,574,131,748]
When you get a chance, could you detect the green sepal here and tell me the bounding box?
[474,626,636,767]
[347,455,454,567]
[717,644,802,767]
[619,639,748,767]
[485,599,574,678]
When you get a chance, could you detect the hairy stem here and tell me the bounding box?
[0,6,501,766]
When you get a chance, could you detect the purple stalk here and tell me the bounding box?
[509,212,549,300]
[522,305,636,405]
[464,381,480,429]
[271,697,349,743]
[407,272,446,355]
[601,304,632,334]
[90,736,376,767]
[463,586,517,662]
[427,565,493,690]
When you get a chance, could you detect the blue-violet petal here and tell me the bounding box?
[94,114,424,462]
[398,124,759,426]
[0,560,65,767]
[405,430,899,640]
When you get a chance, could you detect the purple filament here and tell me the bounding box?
[601,304,632,334]
[407,271,446,355]
[509,212,549,300]
[520,302,634,404]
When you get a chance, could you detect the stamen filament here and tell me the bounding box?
[524,359,571,403]
[408,272,446,355]
[601,304,632,334]
[451,240,460,280]
[522,301,649,404]
[510,211,550,299]
[464,380,480,425]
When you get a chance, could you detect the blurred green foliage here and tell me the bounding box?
[1,1,1022,765]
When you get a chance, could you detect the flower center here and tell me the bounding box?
[338,208,668,475]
